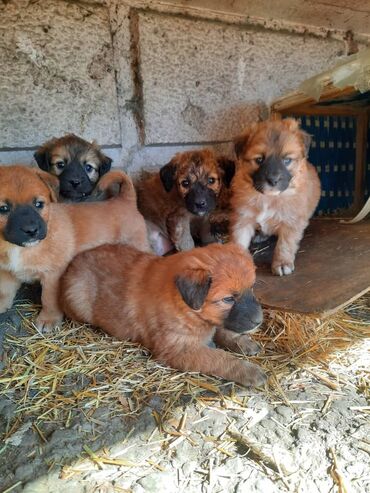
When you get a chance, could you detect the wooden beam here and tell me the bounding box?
[278,104,362,117]
[272,85,356,112]
[353,111,368,212]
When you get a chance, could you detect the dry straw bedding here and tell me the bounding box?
[1,293,369,442]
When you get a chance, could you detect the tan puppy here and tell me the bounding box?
[136,149,235,254]
[231,118,321,275]
[0,165,150,330]
[60,243,267,387]
[34,134,112,202]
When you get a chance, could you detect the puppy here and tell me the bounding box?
[60,243,266,387]
[34,134,112,202]
[136,150,235,253]
[231,118,321,275]
[0,165,150,331]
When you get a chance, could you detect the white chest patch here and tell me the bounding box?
[8,247,23,273]
[256,206,274,227]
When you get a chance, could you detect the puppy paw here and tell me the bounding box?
[175,236,195,252]
[236,335,263,356]
[272,262,295,276]
[239,361,267,388]
[36,311,63,333]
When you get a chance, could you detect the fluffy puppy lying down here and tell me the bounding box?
[0,166,150,331]
[60,243,267,387]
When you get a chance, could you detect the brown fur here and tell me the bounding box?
[231,118,321,275]
[0,165,150,330]
[60,243,266,387]
[136,149,235,252]
[34,134,113,202]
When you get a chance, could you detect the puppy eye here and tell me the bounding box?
[34,200,44,209]
[0,204,10,214]
[222,296,235,304]
[255,157,264,165]
[84,164,94,173]
[181,180,190,188]
[283,157,292,166]
[55,161,65,170]
[208,177,216,185]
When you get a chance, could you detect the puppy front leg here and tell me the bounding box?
[36,273,64,332]
[168,345,266,387]
[0,270,21,313]
[272,224,305,276]
[214,327,262,356]
[167,211,194,251]
[231,219,255,250]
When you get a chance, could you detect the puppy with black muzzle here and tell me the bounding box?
[0,165,150,331]
[136,149,235,254]
[60,243,266,387]
[231,118,321,276]
[34,134,112,202]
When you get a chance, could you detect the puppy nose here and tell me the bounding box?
[195,199,206,208]
[267,175,280,186]
[69,179,81,188]
[21,225,39,237]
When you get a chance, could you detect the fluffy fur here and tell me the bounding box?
[0,165,150,330]
[231,118,321,275]
[60,243,267,387]
[34,134,112,202]
[136,150,235,254]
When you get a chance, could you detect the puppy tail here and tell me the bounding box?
[96,170,137,203]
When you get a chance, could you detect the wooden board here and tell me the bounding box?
[253,219,370,316]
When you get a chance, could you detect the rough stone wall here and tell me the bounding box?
[1,0,369,170]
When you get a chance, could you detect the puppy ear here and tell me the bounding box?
[159,161,176,192]
[300,130,312,157]
[33,169,60,202]
[217,157,235,188]
[175,269,212,310]
[283,118,300,132]
[234,134,247,159]
[34,147,51,171]
[99,154,113,177]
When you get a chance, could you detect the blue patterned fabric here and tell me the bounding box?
[294,115,357,215]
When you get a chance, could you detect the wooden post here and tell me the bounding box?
[353,111,368,212]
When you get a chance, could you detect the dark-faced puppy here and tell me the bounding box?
[231,118,321,275]
[0,165,150,331]
[34,134,112,202]
[60,243,266,387]
[136,149,235,253]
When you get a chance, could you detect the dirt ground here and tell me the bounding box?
[0,286,369,493]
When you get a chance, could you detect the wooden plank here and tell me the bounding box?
[353,112,368,212]
[253,219,370,316]
[272,86,356,112]
[278,104,363,117]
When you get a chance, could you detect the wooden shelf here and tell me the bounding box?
[253,219,370,316]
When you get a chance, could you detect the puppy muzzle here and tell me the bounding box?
[223,290,263,333]
[185,183,217,216]
[59,162,94,200]
[253,156,292,194]
[4,205,47,247]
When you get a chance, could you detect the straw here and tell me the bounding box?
[0,294,368,442]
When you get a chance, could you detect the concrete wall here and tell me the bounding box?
[1,0,369,171]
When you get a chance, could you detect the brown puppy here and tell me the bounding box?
[60,243,266,387]
[136,149,235,254]
[34,134,112,202]
[0,165,150,330]
[231,118,321,275]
